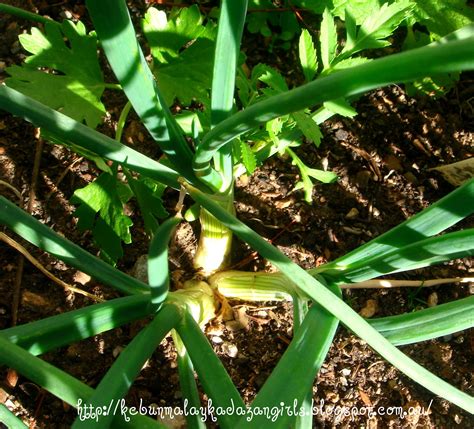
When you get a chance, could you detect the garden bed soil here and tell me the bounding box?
[0,1,473,428]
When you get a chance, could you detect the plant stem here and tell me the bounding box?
[115,101,131,143]
[104,83,123,91]
[193,191,235,275]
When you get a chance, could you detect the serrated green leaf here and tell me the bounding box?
[320,9,337,70]
[255,65,289,93]
[306,167,338,183]
[6,21,105,128]
[342,0,414,57]
[154,39,215,105]
[287,148,337,202]
[125,173,168,237]
[345,8,357,48]
[291,111,323,146]
[406,73,460,98]
[240,141,257,175]
[143,6,216,106]
[143,6,215,62]
[411,0,474,39]
[402,28,461,97]
[298,29,318,81]
[323,98,357,117]
[322,56,371,75]
[330,0,388,25]
[71,173,133,265]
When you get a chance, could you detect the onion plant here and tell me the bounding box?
[0,1,473,427]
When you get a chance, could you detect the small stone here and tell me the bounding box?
[112,346,124,358]
[211,336,223,344]
[345,207,359,219]
[0,388,8,403]
[131,254,148,283]
[6,369,18,388]
[341,368,351,376]
[335,129,349,141]
[427,292,438,307]
[222,342,238,358]
[60,10,73,19]
[73,271,91,285]
[359,299,378,318]
[21,291,51,309]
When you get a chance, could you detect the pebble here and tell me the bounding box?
[0,388,8,403]
[222,341,238,358]
[427,292,438,307]
[335,129,349,141]
[211,336,223,344]
[73,271,91,285]
[345,207,359,219]
[112,346,124,358]
[359,299,378,318]
[60,10,73,20]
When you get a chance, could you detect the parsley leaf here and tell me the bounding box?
[71,173,133,265]
[6,20,105,128]
[143,5,217,105]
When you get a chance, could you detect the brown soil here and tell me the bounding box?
[0,1,473,428]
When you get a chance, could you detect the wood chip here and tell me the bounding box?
[359,299,378,318]
[73,271,91,285]
[6,369,18,388]
[430,158,474,186]
[427,292,438,307]
[358,388,373,407]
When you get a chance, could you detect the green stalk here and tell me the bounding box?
[172,332,206,429]
[209,270,296,301]
[72,303,182,429]
[1,295,151,355]
[0,86,183,190]
[292,295,311,429]
[193,191,235,275]
[0,196,150,296]
[0,404,28,429]
[148,217,181,310]
[182,181,474,413]
[194,34,474,180]
[115,101,132,143]
[197,0,248,191]
[312,178,474,278]
[176,312,245,428]
[321,228,474,284]
[369,295,474,346]
[85,0,198,184]
[0,337,165,428]
[242,285,340,428]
